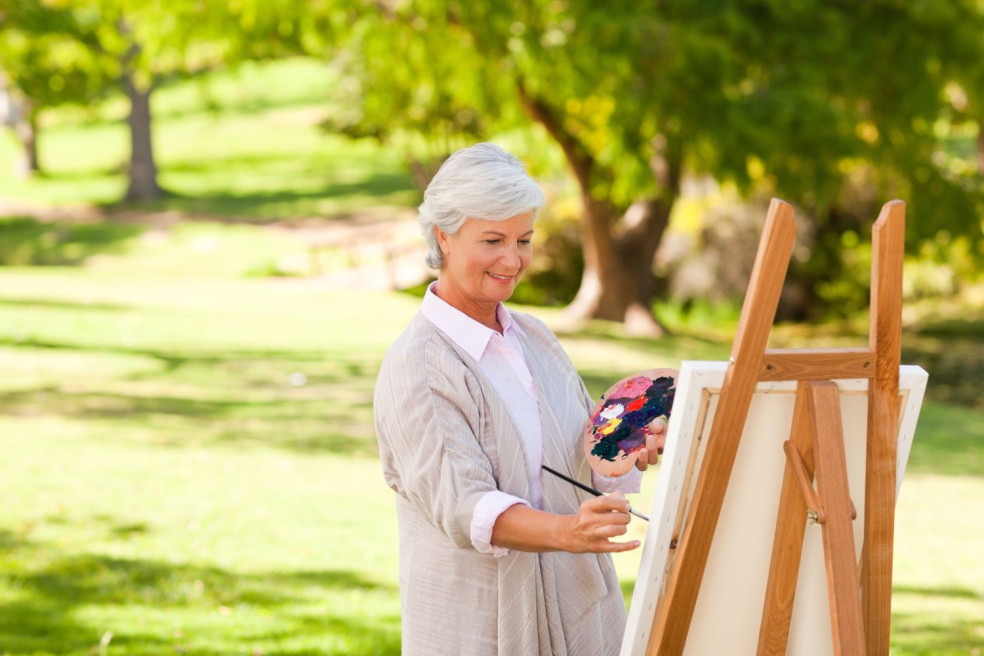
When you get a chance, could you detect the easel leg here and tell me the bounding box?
[757,383,815,656]
[864,200,904,654]
[811,381,866,656]
[758,381,866,656]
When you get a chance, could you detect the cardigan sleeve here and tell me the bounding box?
[374,334,509,550]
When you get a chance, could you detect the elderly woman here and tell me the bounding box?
[374,143,664,656]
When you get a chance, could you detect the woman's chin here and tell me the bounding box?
[483,277,518,298]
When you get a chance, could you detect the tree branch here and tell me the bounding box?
[515,78,596,194]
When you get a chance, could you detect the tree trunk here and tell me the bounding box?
[2,86,41,177]
[117,18,163,203]
[517,83,676,335]
[566,197,674,336]
[15,105,41,177]
[123,70,163,201]
[977,119,984,175]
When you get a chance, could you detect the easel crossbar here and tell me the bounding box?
[760,348,875,381]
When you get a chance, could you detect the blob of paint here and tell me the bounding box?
[582,368,677,477]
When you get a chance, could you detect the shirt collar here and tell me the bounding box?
[421,281,515,361]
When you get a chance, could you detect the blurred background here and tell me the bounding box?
[0,1,981,654]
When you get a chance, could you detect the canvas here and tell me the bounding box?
[621,360,928,656]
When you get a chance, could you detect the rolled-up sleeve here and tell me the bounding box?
[592,467,642,494]
[471,490,529,557]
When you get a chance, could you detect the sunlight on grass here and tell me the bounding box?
[0,266,979,654]
[0,416,401,655]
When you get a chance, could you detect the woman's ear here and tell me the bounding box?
[434,226,450,257]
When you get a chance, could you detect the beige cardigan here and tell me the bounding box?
[374,310,626,656]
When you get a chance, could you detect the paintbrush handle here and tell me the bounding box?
[542,465,600,496]
[541,465,649,522]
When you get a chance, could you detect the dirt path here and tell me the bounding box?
[0,198,433,291]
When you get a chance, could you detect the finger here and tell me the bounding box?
[600,539,641,553]
[635,449,649,471]
[645,433,659,464]
[648,417,666,435]
[600,510,632,527]
[586,493,632,514]
[585,523,628,543]
[597,523,629,539]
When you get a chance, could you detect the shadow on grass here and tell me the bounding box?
[907,401,984,477]
[0,385,378,455]
[0,530,399,656]
[0,217,144,266]
[892,584,984,654]
[0,297,133,313]
[136,176,415,220]
[894,584,982,601]
[0,338,382,456]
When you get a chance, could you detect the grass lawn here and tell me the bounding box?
[0,262,981,655]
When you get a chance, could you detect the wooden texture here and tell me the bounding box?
[759,348,875,381]
[647,199,797,655]
[810,381,866,656]
[784,439,824,524]
[863,200,905,655]
[756,383,816,656]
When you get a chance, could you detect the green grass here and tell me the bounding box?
[0,57,417,218]
[0,268,417,655]
[0,265,981,655]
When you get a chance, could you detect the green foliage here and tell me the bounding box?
[329,1,984,315]
[0,0,108,111]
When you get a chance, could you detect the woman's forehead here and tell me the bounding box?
[462,212,536,234]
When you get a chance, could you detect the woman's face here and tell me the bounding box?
[436,211,535,310]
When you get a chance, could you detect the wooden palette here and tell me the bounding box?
[583,368,677,477]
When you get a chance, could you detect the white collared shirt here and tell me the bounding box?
[421,282,641,557]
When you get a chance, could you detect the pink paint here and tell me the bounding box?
[612,376,652,399]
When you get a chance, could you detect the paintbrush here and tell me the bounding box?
[541,464,650,521]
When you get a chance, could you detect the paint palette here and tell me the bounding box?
[583,368,677,477]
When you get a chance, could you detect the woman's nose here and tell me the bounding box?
[501,243,522,269]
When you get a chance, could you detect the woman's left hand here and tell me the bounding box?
[635,417,667,471]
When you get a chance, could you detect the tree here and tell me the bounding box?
[0,0,336,199]
[0,0,107,176]
[330,0,983,330]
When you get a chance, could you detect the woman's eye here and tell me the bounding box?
[519,239,532,245]
[484,239,501,245]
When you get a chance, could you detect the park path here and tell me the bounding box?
[0,198,433,291]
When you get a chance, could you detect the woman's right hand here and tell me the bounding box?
[564,492,639,553]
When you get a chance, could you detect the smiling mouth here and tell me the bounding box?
[487,272,515,281]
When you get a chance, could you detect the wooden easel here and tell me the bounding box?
[645,198,905,655]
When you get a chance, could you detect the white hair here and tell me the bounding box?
[418,142,545,269]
